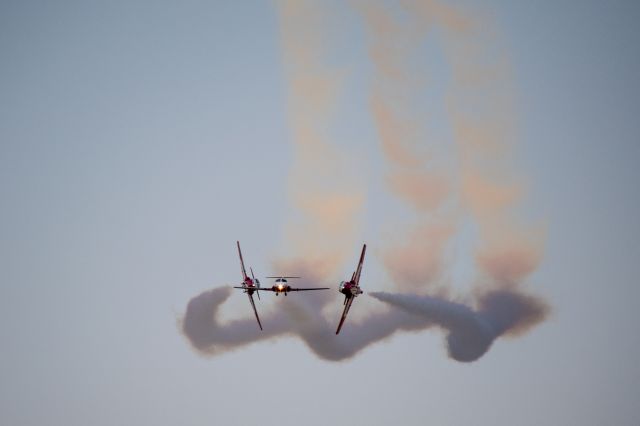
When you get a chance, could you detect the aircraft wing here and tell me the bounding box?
[353,244,367,286]
[288,287,330,291]
[335,296,355,334]
[247,293,263,331]
[252,287,328,292]
[237,241,248,281]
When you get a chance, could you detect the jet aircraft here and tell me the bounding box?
[232,241,263,330]
[335,244,366,334]
[261,276,329,296]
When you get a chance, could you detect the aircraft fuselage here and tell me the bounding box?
[271,278,291,295]
[339,280,362,298]
[239,277,260,294]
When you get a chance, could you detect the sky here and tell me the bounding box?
[1,1,639,425]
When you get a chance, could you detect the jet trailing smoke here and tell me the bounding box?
[182,275,548,362]
[182,268,432,361]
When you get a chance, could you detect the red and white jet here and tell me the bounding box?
[336,244,366,334]
[232,241,263,330]
[261,276,330,296]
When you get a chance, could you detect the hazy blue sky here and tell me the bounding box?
[1,1,639,425]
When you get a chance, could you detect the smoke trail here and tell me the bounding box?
[358,0,550,361]
[278,0,364,269]
[358,0,545,292]
[370,290,549,362]
[182,287,290,355]
[358,0,457,294]
[182,269,431,361]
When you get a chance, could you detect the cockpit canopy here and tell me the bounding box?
[275,278,288,283]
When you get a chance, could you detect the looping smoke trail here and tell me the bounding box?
[370,290,549,362]
[182,287,290,355]
[181,261,433,361]
[182,285,432,361]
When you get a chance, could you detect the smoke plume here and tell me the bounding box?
[359,0,550,361]
[278,0,365,270]
[370,290,549,362]
[181,0,549,363]
[358,0,458,294]
[183,265,431,361]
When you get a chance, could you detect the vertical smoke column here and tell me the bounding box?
[358,0,456,294]
[270,0,375,354]
[360,0,550,360]
[406,1,546,291]
[276,0,364,276]
[359,0,545,293]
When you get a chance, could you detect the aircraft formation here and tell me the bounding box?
[232,241,366,334]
